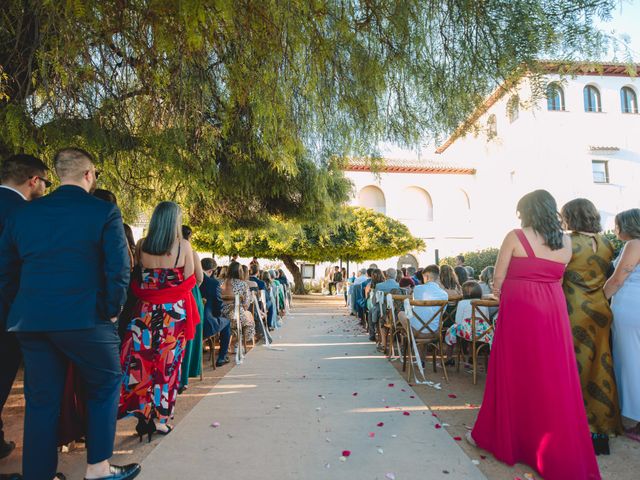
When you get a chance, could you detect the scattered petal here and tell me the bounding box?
[391,434,397,438]
[443,470,450,474]
[480,455,487,460]
[435,424,442,429]
[385,473,396,480]
[377,448,384,455]
[410,395,415,399]
[403,411,411,416]
[385,406,390,409]
[352,392,358,396]
[275,405,281,409]
[210,422,221,428]
[368,432,375,438]
[472,460,480,465]
[342,450,351,457]
[377,422,384,427]
[325,463,331,469]
[388,383,395,387]
[453,436,462,441]
[401,388,406,392]
[432,413,438,417]
[442,423,450,427]
[339,456,347,462]
[448,394,458,399]
[326,438,331,443]
[316,407,322,411]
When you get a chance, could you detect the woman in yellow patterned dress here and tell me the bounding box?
[561,198,623,455]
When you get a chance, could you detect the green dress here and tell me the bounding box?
[179,285,204,387]
[562,233,622,436]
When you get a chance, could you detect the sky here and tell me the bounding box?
[381,0,640,160]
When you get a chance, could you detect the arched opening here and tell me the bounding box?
[397,254,418,271]
[621,86,638,114]
[546,82,565,111]
[584,84,602,112]
[357,185,386,214]
[403,187,433,222]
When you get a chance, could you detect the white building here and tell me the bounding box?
[339,62,640,274]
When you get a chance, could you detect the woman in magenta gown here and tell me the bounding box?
[469,190,600,480]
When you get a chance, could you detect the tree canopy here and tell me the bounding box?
[0,1,617,225]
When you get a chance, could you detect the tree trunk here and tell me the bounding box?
[281,255,306,295]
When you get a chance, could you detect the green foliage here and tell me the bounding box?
[0,1,617,226]
[603,231,624,258]
[441,248,500,277]
[193,207,425,263]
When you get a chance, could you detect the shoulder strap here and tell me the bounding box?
[173,241,182,268]
[514,229,536,258]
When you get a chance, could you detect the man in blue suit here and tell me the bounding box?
[0,154,50,479]
[199,258,231,367]
[0,148,140,480]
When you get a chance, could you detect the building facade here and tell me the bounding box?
[341,63,640,274]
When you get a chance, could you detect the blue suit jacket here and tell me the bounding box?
[0,187,26,233]
[199,274,229,337]
[0,185,130,332]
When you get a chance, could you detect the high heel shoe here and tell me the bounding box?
[155,424,173,436]
[135,418,156,443]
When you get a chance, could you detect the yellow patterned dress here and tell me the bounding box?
[563,233,622,442]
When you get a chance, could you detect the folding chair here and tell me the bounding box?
[401,299,450,383]
[384,293,410,359]
[223,293,247,363]
[471,299,499,384]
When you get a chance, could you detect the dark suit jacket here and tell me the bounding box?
[0,185,130,331]
[199,274,229,337]
[0,187,26,233]
[250,275,266,291]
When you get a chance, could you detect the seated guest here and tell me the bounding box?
[399,268,416,289]
[375,268,401,294]
[398,265,448,346]
[243,265,258,290]
[456,255,475,279]
[220,261,255,340]
[444,281,491,365]
[411,267,423,286]
[454,265,469,285]
[605,208,640,442]
[439,265,462,297]
[353,268,368,285]
[366,269,386,342]
[479,266,495,296]
[200,258,231,367]
[250,264,266,291]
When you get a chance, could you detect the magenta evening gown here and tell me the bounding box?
[471,230,600,480]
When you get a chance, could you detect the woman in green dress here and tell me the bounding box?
[561,198,623,454]
[179,226,204,392]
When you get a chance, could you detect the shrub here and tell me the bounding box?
[603,231,624,258]
[441,248,499,278]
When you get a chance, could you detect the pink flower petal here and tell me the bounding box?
[410,395,415,399]
[352,392,358,396]
[377,422,384,427]
[435,424,442,429]
[402,411,410,416]
[480,455,487,460]
[385,406,390,408]
[341,450,351,457]
[453,436,462,441]
[401,388,406,392]
[448,394,457,399]
[432,413,438,417]
[388,383,394,387]
[368,432,375,438]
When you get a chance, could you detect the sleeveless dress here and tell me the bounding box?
[562,233,622,438]
[118,265,188,424]
[472,230,600,480]
[611,255,640,422]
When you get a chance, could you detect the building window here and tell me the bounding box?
[621,86,638,114]
[357,185,386,214]
[592,160,609,184]
[584,85,602,112]
[546,83,565,111]
[487,114,497,139]
[301,264,316,279]
[507,95,519,123]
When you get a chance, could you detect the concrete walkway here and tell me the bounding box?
[139,296,486,480]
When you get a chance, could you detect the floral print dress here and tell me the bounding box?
[221,279,255,339]
[119,267,187,423]
[444,299,494,346]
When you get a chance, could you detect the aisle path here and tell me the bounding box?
[139,296,485,480]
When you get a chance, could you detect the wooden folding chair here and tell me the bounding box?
[384,293,409,358]
[471,299,499,384]
[222,294,248,355]
[401,299,450,383]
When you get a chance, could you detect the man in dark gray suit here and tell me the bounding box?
[0,148,140,480]
[0,154,50,480]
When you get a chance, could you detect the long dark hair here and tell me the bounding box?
[440,265,461,291]
[615,208,640,240]
[226,261,242,280]
[516,190,564,250]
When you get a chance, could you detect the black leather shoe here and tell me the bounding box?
[0,439,15,459]
[84,463,141,480]
[216,356,231,367]
[0,473,22,480]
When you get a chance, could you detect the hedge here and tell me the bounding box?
[441,248,499,278]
